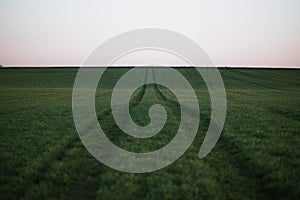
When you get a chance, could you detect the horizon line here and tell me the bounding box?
[1,65,300,69]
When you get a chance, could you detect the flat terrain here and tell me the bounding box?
[0,68,299,199]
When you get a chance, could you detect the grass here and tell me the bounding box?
[0,67,299,199]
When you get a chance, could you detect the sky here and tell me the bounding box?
[0,0,299,67]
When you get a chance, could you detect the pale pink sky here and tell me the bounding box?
[0,0,299,67]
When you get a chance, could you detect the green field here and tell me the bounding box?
[0,68,299,199]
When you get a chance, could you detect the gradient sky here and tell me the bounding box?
[0,0,299,66]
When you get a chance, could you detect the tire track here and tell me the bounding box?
[151,68,200,119]
[17,69,149,198]
[222,69,275,89]
[152,79,258,198]
[150,68,284,199]
[149,68,218,198]
[74,68,149,198]
[13,133,78,198]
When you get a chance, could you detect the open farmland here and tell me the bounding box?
[0,68,299,199]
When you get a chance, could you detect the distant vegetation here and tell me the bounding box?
[0,68,299,199]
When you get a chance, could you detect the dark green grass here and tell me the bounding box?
[0,68,299,199]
